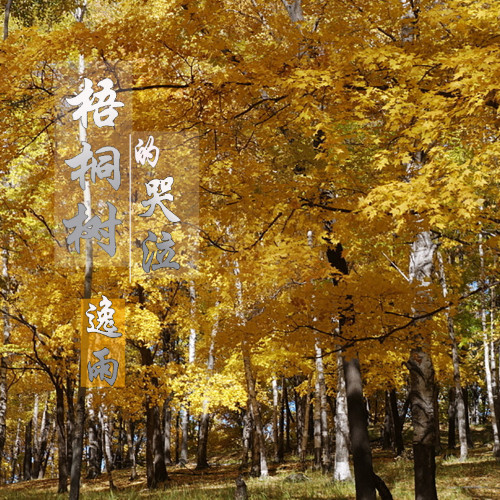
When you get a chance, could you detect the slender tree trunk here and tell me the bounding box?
[86,406,101,479]
[55,385,68,493]
[241,402,252,468]
[0,248,11,472]
[433,384,442,454]
[333,351,351,481]
[23,419,32,481]
[389,390,404,456]
[382,392,393,450]
[126,420,137,480]
[313,381,322,470]
[196,306,218,470]
[33,394,50,479]
[242,344,268,478]
[99,408,115,490]
[437,250,467,459]
[3,0,12,40]
[11,415,22,483]
[343,357,376,500]
[278,381,285,462]
[448,387,457,450]
[163,401,172,466]
[70,17,91,498]
[479,238,500,457]
[315,342,331,472]
[272,378,280,462]
[300,387,311,466]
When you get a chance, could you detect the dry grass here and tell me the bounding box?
[1,444,499,499]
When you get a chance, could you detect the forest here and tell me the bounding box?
[1,1,500,499]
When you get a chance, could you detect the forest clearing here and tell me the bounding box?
[1,0,500,499]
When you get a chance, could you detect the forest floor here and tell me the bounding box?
[1,429,500,499]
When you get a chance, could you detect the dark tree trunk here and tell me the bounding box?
[126,420,137,480]
[163,401,173,466]
[389,390,404,456]
[86,410,102,479]
[241,402,252,468]
[462,388,473,447]
[343,357,376,500]
[146,402,168,488]
[196,412,210,469]
[33,396,50,479]
[448,387,456,450]
[55,385,68,493]
[23,419,32,481]
[278,383,285,462]
[433,384,442,454]
[407,349,438,500]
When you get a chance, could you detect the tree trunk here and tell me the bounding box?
[100,409,115,490]
[333,351,351,481]
[126,420,137,480]
[433,384,442,454]
[23,419,32,481]
[271,378,280,462]
[241,402,252,469]
[300,388,311,466]
[407,349,438,500]
[0,248,11,473]
[163,401,172,466]
[196,412,210,469]
[69,31,91,500]
[55,385,68,493]
[146,401,168,488]
[315,342,331,472]
[86,407,102,479]
[242,344,268,478]
[313,383,322,470]
[389,390,404,456]
[3,0,13,40]
[479,238,500,457]
[407,230,438,500]
[278,381,285,462]
[448,387,456,450]
[196,308,217,470]
[11,415,22,483]
[437,250,467,459]
[343,357,376,500]
[33,394,50,479]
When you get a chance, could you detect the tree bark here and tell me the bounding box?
[437,250,468,459]
[343,357,376,500]
[333,351,351,481]
[0,248,11,473]
[33,394,50,479]
[242,344,268,478]
[3,0,13,40]
[407,349,438,500]
[163,401,172,466]
[315,342,331,472]
[389,390,404,456]
[479,238,500,457]
[126,420,137,480]
[99,408,115,490]
[86,406,102,479]
[55,385,68,493]
[23,419,32,481]
[69,21,91,498]
[271,378,280,462]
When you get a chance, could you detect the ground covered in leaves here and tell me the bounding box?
[1,444,499,500]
